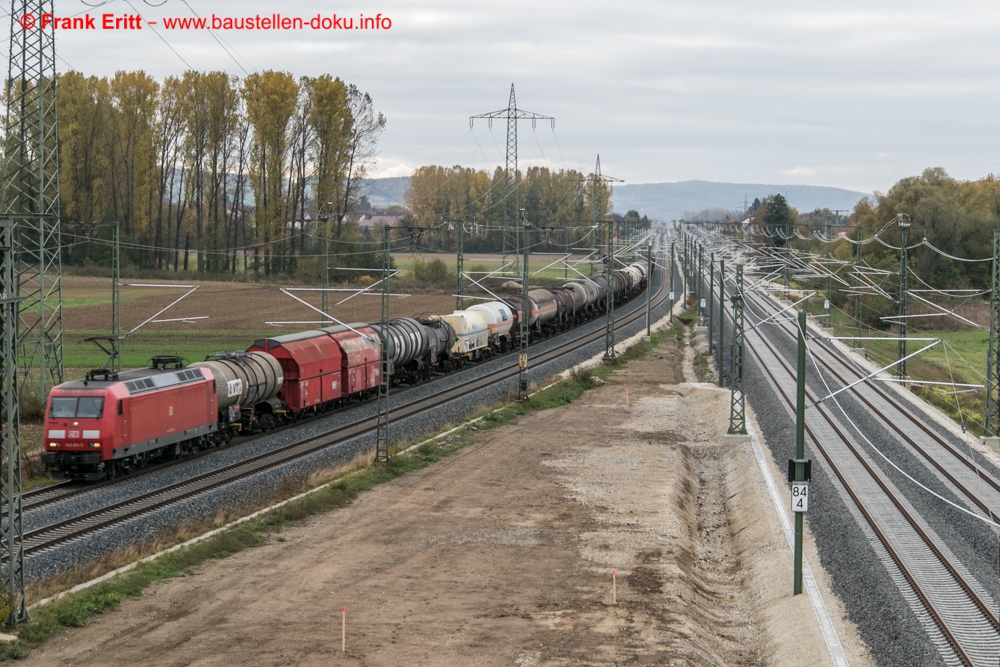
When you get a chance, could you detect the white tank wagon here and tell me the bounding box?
[625,265,644,287]
[629,262,648,280]
[468,301,515,351]
[440,310,490,362]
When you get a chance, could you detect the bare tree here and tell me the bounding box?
[333,85,385,237]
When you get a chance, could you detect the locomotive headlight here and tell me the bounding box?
[48,442,57,448]
[90,442,101,449]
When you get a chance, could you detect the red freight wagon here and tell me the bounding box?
[249,330,343,412]
[322,323,381,397]
[42,361,218,481]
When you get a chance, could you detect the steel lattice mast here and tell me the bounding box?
[897,214,911,380]
[718,257,725,385]
[591,155,603,260]
[986,229,1000,437]
[319,203,333,318]
[455,221,464,311]
[470,85,553,276]
[854,226,862,348]
[0,219,25,624]
[604,218,615,360]
[375,226,391,463]
[709,252,714,352]
[1,0,62,625]
[669,240,675,323]
[3,0,63,404]
[518,212,530,399]
[727,264,747,435]
[697,245,702,311]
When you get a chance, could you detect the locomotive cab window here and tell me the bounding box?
[50,397,76,418]
[50,397,105,419]
[76,397,104,418]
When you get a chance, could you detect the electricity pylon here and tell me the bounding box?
[3,0,63,403]
[0,0,63,625]
[470,85,554,275]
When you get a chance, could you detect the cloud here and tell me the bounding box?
[28,0,1000,193]
[372,162,416,178]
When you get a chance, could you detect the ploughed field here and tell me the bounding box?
[63,276,455,335]
[61,275,457,368]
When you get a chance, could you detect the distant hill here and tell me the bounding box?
[365,176,871,221]
[364,176,410,208]
[611,180,871,221]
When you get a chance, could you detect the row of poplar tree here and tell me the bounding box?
[56,69,385,277]
[403,165,650,254]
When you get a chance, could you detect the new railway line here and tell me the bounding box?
[14,245,675,567]
[714,258,1000,666]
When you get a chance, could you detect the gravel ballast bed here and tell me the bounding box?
[744,329,944,667]
[740,289,1000,667]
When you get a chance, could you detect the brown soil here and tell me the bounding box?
[62,276,457,332]
[20,336,874,666]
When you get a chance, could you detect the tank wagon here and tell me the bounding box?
[191,351,283,430]
[468,302,515,351]
[42,256,651,480]
[368,317,439,384]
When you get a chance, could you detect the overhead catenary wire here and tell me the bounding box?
[796,316,1000,529]
[123,0,195,69]
[180,0,254,75]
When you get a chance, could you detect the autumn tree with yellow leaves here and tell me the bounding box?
[54,69,385,279]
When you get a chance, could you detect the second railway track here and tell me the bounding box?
[714,259,1000,666]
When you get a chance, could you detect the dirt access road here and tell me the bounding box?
[22,335,874,666]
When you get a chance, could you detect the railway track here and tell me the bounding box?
[8,422,286,519]
[729,271,1000,666]
[19,246,675,562]
[15,481,76,513]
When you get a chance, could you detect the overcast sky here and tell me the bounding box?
[12,0,1000,194]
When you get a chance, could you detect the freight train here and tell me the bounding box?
[42,263,649,481]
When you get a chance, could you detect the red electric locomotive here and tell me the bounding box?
[42,357,219,481]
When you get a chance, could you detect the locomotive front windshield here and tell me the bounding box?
[50,397,105,419]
